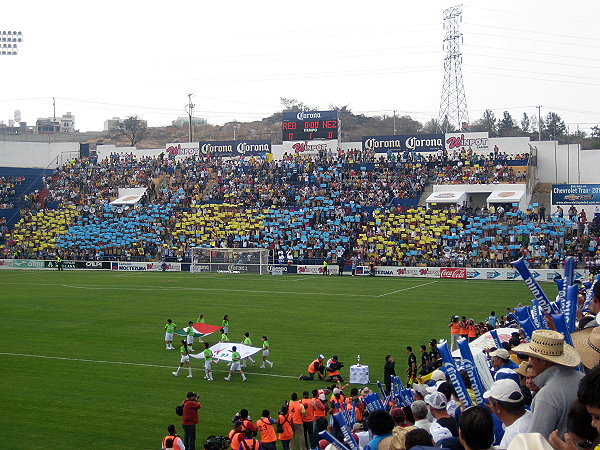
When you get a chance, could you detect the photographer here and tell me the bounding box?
[181,392,201,450]
[162,424,184,450]
[326,356,344,382]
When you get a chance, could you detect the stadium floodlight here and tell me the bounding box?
[0,30,23,55]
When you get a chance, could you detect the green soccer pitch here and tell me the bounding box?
[0,270,554,449]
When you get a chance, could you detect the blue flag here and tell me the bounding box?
[333,413,359,450]
[318,431,350,450]
[512,257,552,313]
[437,341,472,407]
[458,338,486,405]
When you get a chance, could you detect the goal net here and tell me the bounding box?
[191,247,269,275]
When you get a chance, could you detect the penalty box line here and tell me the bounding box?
[0,352,298,379]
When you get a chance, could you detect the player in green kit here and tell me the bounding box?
[260,336,273,369]
[202,342,214,381]
[224,345,246,382]
[185,321,195,352]
[172,340,193,378]
[164,319,177,350]
[241,332,256,367]
[196,313,206,343]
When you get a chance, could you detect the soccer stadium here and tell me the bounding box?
[2,3,600,450]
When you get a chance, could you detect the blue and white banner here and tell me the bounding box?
[512,258,552,313]
[197,140,271,157]
[438,341,472,407]
[458,338,486,405]
[564,257,575,288]
[362,134,444,153]
[318,431,350,450]
[564,285,578,333]
[552,184,600,205]
[363,392,385,413]
[489,329,503,349]
[333,413,359,450]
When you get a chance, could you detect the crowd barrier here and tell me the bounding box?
[0,259,588,282]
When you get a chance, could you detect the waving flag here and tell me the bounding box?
[174,322,222,338]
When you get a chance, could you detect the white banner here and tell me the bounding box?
[451,327,516,358]
[189,342,261,362]
[445,132,489,152]
[112,261,182,271]
[280,139,338,155]
[0,259,13,269]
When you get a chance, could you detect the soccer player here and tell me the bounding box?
[172,339,193,378]
[224,345,246,382]
[241,332,256,367]
[185,321,195,352]
[260,336,273,368]
[220,328,230,342]
[202,342,214,381]
[406,346,417,388]
[164,319,177,350]
[418,344,430,376]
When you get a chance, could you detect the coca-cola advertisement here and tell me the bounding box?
[440,268,467,279]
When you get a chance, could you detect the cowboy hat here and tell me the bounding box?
[570,326,600,369]
[513,361,528,377]
[512,330,580,367]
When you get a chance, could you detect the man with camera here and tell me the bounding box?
[326,356,344,382]
[181,391,201,450]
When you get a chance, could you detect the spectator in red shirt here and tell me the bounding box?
[181,391,201,450]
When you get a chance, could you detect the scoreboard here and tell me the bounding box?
[282,110,338,141]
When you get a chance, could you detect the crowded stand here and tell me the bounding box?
[0,176,24,209]
[1,149,600,269]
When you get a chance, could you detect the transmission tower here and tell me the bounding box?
[438,5,469,132]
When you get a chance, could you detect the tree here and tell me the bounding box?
[497,111,517,137]
[471,109,497,136]
[421,118,440,133]
[113,116,148,147]
[280,97,314,111]
[590,125,600,138]
[544,111,567,139]
[520,113,530,133]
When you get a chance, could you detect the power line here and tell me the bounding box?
[466,31,600,50]
[464,44,600,63]
[464,4,600,27]
[464,22,600,43]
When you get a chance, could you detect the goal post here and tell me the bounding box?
[191,247,269,275]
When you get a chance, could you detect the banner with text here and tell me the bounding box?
[362,134,444,153]
[552,184,600,205]
[445,132,489,152]
[280,139,339,155]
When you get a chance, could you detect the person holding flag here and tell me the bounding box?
[172,339,193,378]
[185,321,195,352]
[241,332,256,367]
[202,342,214,381]
[260,336,273,369]
[164,319,177,350]
[224,345,247,382]
[222,315,230,335]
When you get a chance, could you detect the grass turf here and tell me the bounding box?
[0,270,556,449]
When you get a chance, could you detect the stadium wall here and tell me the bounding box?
[0,259,587,282]
[0,141,80,168]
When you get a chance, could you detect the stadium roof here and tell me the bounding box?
[426,191,466,204]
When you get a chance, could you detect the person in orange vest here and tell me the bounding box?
[278,404,294,450]
[311,389,328,439]
[300,391,317,450]
[325,356,344,382]
[299,355,325,381]
[345,387,365,423]
[238,429,261,450]
[460,315,469,340]
[161,424,184,450]
[467,319,477,343]
[239,409,258,436]
[448,315,460,351]
[228,421,245,450]
[255,409,277,450]
[329,388,347,441]
[288,392,307,450]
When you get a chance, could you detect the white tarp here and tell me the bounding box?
[110,187,147,205]
[486,190,525,203]
[426,191,466,204]
[189,342,261,362]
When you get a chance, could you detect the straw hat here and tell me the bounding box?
[512,330,580,367]
[571,326,600,369]
[513,361,528,377]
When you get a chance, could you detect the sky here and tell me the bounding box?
[1,0,599,135]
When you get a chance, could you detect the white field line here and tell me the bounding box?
[0,352,297,379]
[376,280,438,297]
[0,281,374,298]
